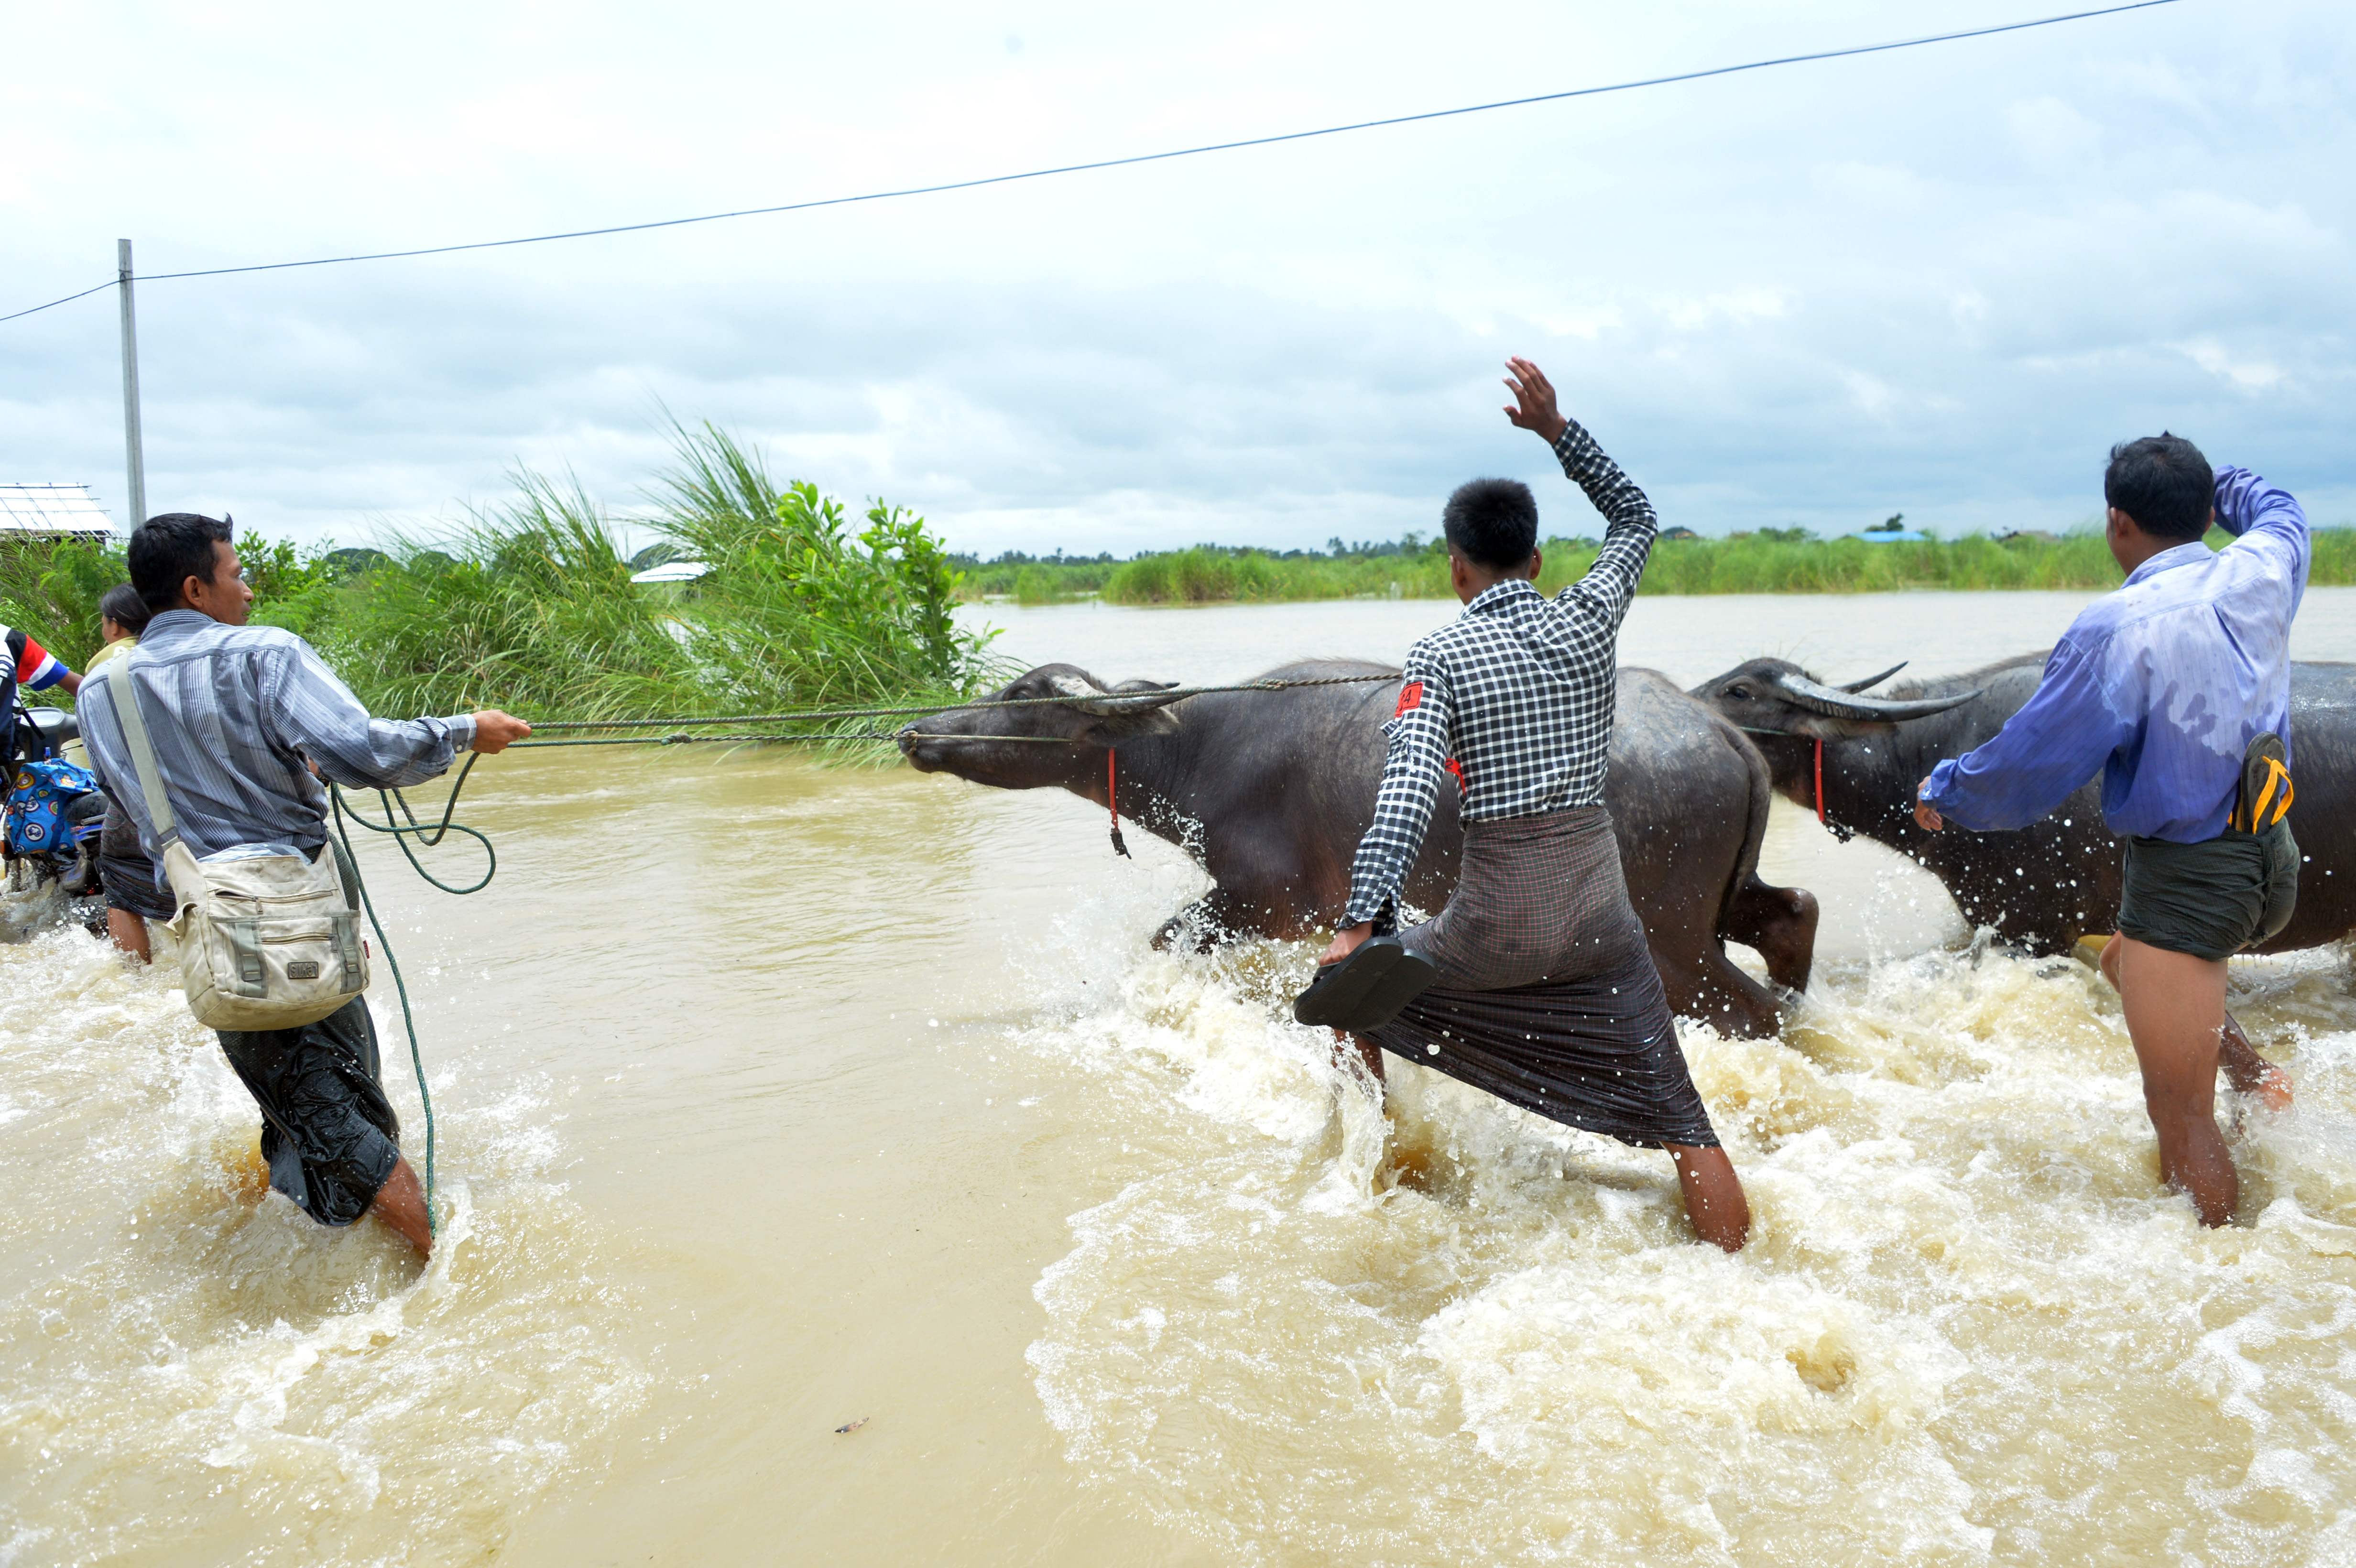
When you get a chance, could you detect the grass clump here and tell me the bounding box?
[316,423,993,721]
[299,473,701,722]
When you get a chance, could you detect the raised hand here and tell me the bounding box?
[1502,357,1570,444]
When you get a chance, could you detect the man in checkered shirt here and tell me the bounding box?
[1320,358,1748,1251]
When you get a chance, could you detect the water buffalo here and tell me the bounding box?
[899,658,1821,1037]
[1692,653,2356,955]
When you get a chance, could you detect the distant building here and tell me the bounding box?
[1660,525,1700,542]
[0,484,116,540]
[1855,511,1926,543]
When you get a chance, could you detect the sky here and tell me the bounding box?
[3,0,2350,558]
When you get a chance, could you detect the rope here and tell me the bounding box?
[522,671,1398,732]
[324,755,499,1239]
[515,730,1072,749]
[295,669,1401,1230]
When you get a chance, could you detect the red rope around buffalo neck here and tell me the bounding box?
[1108,749,1130,858]
[1814,737,1827,828]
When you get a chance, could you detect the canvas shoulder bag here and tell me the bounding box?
[104,652,368,1030]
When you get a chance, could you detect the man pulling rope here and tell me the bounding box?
[79,513,532,1256]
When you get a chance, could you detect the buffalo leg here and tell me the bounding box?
[1655,945,1784,1040]
[1720,875,1820,996]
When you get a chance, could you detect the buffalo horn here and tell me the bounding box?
[1769,669,1982,722]
[1051,674,1185,716]
[1840,662,1907,693]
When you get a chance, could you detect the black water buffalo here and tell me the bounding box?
[899,658,1821,1038]
[1693,653,2356,955]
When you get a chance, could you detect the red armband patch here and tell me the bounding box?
[1395,681,1423,715]
[1444,757,1466,796]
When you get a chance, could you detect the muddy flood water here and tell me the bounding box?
[6,588,2356,1566]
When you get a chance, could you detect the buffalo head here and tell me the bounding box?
[898,662,1186,789]
[1692,657,1980,739]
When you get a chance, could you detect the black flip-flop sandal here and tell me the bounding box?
[1294,936,1440,1031]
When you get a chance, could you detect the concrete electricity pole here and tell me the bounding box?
[117,239,147,529]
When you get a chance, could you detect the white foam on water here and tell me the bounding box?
[1006,871,2356,1566]
[0,922,652,1568]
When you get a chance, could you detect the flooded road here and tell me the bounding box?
[4,589,2355,1566]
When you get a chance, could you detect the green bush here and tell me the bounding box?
[655,423,982,708]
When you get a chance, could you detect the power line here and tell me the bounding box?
[0,279,120,326]
[2,0,2181,326]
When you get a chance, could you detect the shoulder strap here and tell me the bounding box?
[102,650,180,850]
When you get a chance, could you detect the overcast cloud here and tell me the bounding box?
[3,0,2350,556]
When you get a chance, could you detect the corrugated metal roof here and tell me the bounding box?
[0,484,116,537]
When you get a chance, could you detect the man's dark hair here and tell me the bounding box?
[128,512,234,613]
[2104,434,2213,541]
[98,583,152,637]
[1442,478,1539,569]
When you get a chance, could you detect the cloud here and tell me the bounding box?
[2,0,2352,555]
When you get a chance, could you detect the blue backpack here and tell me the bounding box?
[7,757,101,856]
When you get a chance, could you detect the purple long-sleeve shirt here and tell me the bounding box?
[1920,467,2310,842]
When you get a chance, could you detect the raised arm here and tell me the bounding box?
[2214,465,2310,599]
[1501,358,1657,632]
[1340,652,1455,933]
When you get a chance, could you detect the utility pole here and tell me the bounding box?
[117,239,147,529]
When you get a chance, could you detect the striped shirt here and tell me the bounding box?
[78,609,476,860]
[2,625,77,761]
[1341,418,1657,928]
[4,627,73,694]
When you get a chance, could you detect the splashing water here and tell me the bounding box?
[1006,879,2356,1566]
[0,922,652,1567]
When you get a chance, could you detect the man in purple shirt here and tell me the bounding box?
[1913,434,2308,1226]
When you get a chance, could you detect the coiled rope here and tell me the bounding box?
[324,756,494,1239]
[310,670,1396,1233]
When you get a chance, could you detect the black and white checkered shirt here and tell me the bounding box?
[1342,418,1657,928]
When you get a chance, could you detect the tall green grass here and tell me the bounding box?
[300,472,705,722]
[976,526,2356,605]
[1102,547,1448,603]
